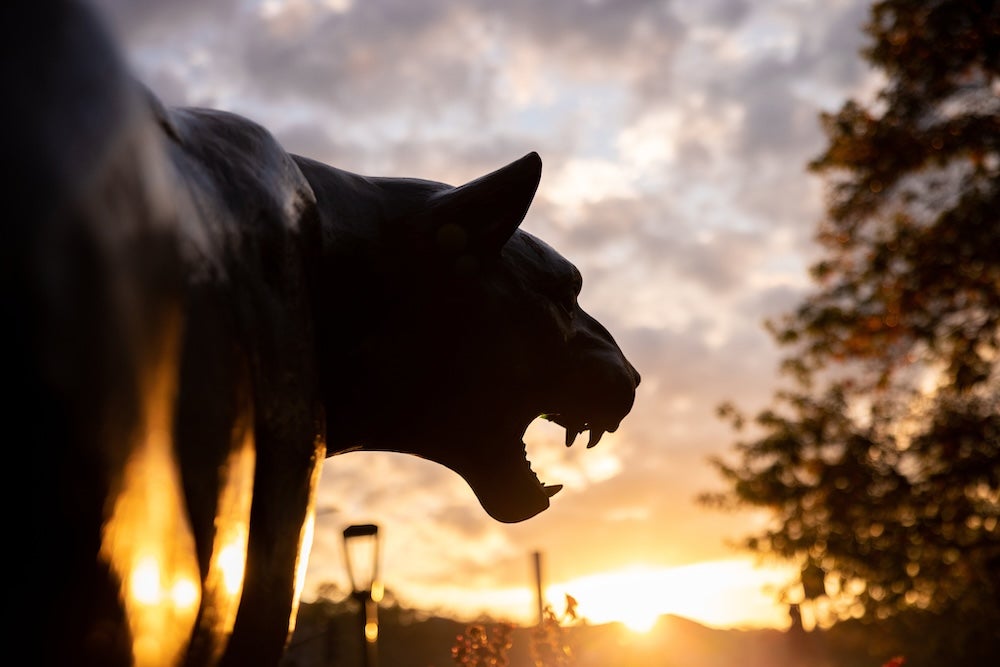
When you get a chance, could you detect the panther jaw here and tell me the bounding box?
[466,413,617,523]
[429,413,578,523]
[521,421,565,500]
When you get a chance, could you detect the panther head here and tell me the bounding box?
[312,152,640,523]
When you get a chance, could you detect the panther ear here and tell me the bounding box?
[427,152,542,256]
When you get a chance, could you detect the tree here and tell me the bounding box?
[704,1,999,663]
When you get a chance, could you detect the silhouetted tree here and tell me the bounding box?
[705,1,999,664]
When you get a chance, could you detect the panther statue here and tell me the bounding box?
[9,2,639,666]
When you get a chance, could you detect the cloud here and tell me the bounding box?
[236,0,686,115]
[93,0,243,42]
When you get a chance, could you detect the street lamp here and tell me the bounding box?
[342,524,381,667]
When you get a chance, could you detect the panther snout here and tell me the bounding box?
[598,360,640,430]
[564,310,640,431]
[547,342,639,450]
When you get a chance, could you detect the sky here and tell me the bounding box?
[94,0,877,631]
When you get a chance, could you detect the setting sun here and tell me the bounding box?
[546,560,797,632]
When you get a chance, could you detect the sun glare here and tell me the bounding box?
[546,560,796,632]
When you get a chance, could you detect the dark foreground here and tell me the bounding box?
[282,596,956,667]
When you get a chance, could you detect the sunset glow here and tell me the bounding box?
[547,560,796,631]
[387,557,798,632]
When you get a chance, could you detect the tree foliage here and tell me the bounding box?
[705,1,999,662]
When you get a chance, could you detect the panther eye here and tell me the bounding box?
[548,265,582,317]
[550,287,577,317]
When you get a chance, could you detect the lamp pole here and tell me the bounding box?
[342,524,381,667]
[532,551,544,626]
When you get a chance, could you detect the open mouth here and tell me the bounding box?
[485,412,618,521]
[448,393,631,524]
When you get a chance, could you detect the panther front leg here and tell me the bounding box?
[217,419,326,667]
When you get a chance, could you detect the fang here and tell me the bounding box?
[587,430,604,448]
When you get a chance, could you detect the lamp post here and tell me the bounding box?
[342,524,381,667]
[532,551,544,627]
